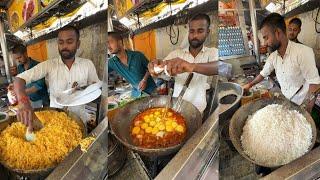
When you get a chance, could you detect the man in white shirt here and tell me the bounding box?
[243,13,320,112]
[13,25,100,127]
[149,13,219,113]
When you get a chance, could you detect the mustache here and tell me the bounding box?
[191,39,200,42]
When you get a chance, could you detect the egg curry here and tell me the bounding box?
[131,107,187,148]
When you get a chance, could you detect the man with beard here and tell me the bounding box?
[243,13,320,112]
[148,13,219,113]
[13,25,99,127]
[287,18,302,44]
[107,32,156,97]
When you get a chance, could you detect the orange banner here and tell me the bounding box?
[27,40,48,62]
[133,30,156,61]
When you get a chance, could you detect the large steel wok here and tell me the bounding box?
[229,98,317,168]
[109,96,202,157]
[0,107,87,179]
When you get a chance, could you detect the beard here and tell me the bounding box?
[268,42,281,53]
[59,49,76,59]
[189,38,205,49]
[288,35,297,41]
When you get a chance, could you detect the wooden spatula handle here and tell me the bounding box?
[32,115,43,131]
[184,73,194,87]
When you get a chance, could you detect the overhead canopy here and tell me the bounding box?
[0,0,108,45]
[257,0,319,16]
[12,0,107,42]
[111,0,213,33]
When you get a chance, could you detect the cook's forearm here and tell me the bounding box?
[302,84,320,109]
[248,74,264,87]
[13,77,28,99]
[304,84,320,103]
[192,61,219,76]
[142,71,150,81]
[25,86,38,95]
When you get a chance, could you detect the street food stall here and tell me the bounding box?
[0,0,319,179]
[218,0,320,179]
[0,0,110,179]
[0,0,221,179]
[107,0,220,179]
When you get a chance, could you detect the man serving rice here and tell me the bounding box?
[243,13,320,112]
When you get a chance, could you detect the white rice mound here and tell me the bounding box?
[241,104,313,167]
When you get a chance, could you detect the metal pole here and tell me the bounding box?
[97,8,112,124]
[0,18,11,83]
[107,9,113,32]
[236,0,250,56]
[97,61,108,124]
[249,0,260,64]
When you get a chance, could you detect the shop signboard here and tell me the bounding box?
[114,0,141,18]
[7,0,41,32]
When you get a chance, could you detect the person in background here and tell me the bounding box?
[107,31,156,98]
[287,17,302,44]
[148,13,219,114]
[9,44,49,108]
[243,13,320,112]
[13,25,100,128]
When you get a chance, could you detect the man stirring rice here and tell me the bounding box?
[13,25,99,129]
[243,13,320,112]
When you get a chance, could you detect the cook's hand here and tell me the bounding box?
[16,95,34,127]
[148,59,164,77]
[164,58,195,76]
[138,79,147,91]
[243,83,252,93]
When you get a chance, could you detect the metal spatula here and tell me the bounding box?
[161,85,174,120]
[173,73,194,112]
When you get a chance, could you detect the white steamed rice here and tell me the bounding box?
[241,104,313,166]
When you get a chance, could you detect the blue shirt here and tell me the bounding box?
[17,59,49,102]
[108,50,156,97]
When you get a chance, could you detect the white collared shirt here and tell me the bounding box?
[260,41,320,105]
[17,57,100,107]
[164,46,219,113]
